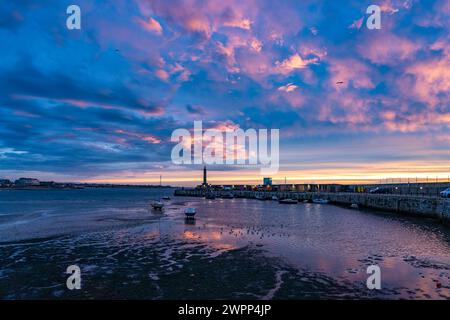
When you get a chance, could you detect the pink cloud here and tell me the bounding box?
[155,69,170,80]
[136,17,163,35]
[379,0,402,14]
[115,130,162,144]
[276,53,319,73]
[328,58,376,89]
[318,93,372,126]
[215,31,264,73]
[413,0,447,27]
[249,38,262,52]
[278,83,299,92]
[222,18,252,30]
[270,88,305,108]
[358,33,420,65]
[13,95,165,117]
[403,55,450,106]
[380,110,396,121]
[209,120,241,132]
[143,0,214,37]
[142,136,162,144]
[137,107,165,117]
[184,16,211,36]
[381,110,450,133]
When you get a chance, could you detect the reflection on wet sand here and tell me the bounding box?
[164,197,450,299]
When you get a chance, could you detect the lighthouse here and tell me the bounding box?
[202,166,207,186]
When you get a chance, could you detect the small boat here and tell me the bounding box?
[312,199,329,204]
[184,207,197,218]
[162,196,171,200]
[279,198,298,204]
[205,193,216,200]
[350,203,359,209]
[271,196,278,201]
[151,201,164,211]
[302,199,309,203]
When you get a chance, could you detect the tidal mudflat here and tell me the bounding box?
[0,188,449,299]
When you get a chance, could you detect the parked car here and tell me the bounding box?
[369,187,389,194]
[440,188,450,198]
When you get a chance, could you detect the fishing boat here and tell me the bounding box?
[350,203,359,209]
[184,207,197,218]
[279,198,298,204]
[151,201,164,211]
[312,198,329,204]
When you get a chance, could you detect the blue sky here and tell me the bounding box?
[0,0,449,185]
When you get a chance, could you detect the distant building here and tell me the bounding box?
[0,179,12,187]
[39,181,56,187]
[263,177,272,187]
[14,178,40,187]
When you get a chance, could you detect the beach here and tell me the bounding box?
[0,188,449,299]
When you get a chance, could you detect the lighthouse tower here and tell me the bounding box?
[202,166,207,186]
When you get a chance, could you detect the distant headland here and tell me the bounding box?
[0,177,172,190]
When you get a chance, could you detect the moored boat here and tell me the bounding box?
[151,201,164,211]
[312,198,329,204]
[184,207,197,218]
[279,198,298,204]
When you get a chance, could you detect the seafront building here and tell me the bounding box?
[0,179,13,188]
[263,177,272,187]
[14,178,40,187]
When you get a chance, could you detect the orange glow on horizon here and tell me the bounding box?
[79,159,450,186]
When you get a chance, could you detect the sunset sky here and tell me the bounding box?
[0,0,449,186]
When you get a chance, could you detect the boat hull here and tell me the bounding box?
[278,199,298,204]
[312,199,329,204]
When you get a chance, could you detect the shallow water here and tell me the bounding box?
[0,188,449,299]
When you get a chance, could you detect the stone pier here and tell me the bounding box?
[174,189,450,226]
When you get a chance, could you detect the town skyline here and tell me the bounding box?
[2,167,450,188]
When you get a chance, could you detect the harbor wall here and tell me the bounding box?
[174,189,450,226]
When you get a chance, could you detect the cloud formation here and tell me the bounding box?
[0,0,449,184]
